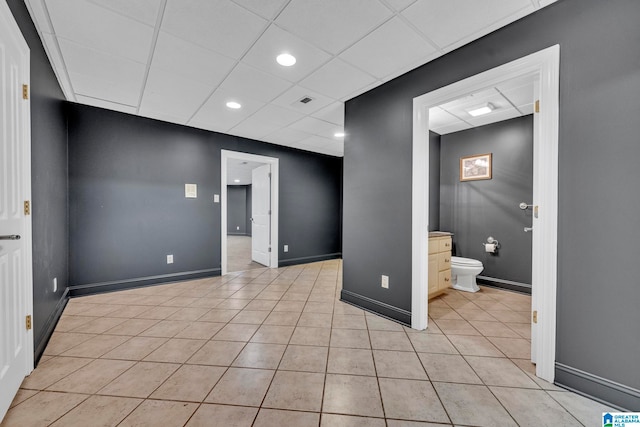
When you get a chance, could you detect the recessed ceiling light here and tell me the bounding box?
[234,179,240,183]
[467,103,495,117]
[334,132,345,138]
[276,53,296,67]
[226,101,241,109]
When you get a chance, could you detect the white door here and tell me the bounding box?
[251,164,271,266]
[0,1,33,420]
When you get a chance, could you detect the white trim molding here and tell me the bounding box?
[221,150,279,275]
[412,45,560,383]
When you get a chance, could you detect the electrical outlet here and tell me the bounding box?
[381,275,389,289]
[167,254,174,264]
[53,277,57,292]
[284,245,289,252]
[236,226,240,230]
[214,194,220,203]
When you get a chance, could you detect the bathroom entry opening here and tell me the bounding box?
[411,45,559,383]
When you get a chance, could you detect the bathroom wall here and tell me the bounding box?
[7,0,70,361]
[227,185,248,235]
[439,115,533,288]
[428,131,441,231]
[343,0,640,408]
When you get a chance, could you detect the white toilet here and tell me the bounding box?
[450,256,484,293]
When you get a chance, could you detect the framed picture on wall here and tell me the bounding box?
[460,153,492,181]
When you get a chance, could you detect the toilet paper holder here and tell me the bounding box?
[483,236,500,254]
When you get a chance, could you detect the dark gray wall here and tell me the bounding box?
[227,186,247,235]
[245,185,252,236]
[68,104,342,292]
[428,131,441,231]
[440,116,533,286]
[7,0,69,362]
[344,0,640,409]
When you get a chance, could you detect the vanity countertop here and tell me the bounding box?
[429,231,453,237]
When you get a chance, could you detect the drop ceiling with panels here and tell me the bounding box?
[25,0,556,157]
[429,73,536,135]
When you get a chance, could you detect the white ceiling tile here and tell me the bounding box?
[188,89,265,132]
[429,107,466,128]
[46,0,154,63]
[499,84,534,109]
[340,17,438,80]
[300,58,377,100]
[402,0,531,50]
[432,122,473,135]
[41,33,75,100]
[290,116,342,139]
[140,68,213,122]
[162,0,267,59]
[74,96,137,115]
[87,0,162,26]
[231,0,289,19]
[59,39,146,105]
[275,0,393,54]
[139,108,189,124]
[381,51,442,82]
[247,104,306,127]
[242,25,332,83]
[217,63,293,103]
[340,81,380,102]
[230,117,283,140]
[152,31,236,86]
[264,127,314,145]
[311,102,344,126]
[518,103,534,115]
[383,0,417,11]
[467,108,521,127]
[298,135,343,156]
[271,85,335,115]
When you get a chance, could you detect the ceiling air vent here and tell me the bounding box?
[298,96,313,104]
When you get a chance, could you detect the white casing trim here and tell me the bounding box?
[221,150,279,275]
[412,45,560,383]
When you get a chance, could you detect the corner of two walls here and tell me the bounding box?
[438,116,534,290]
[67,104,343,296]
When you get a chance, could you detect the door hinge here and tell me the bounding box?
[24,200,30,215]
[23,84,29,100]
[268,172,271,178]
[532,310,538,324]
[26,315,32,330]
[268,247,271,252]
[268,210,271,215]
[534,100,540,113]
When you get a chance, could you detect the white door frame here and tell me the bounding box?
[221,150,279,275]
[0,0,34,417]
[412,45,559,382]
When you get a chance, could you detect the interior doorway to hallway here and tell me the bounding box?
[221,150,279,275]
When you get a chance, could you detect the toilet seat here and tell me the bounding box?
[451,256,482,267]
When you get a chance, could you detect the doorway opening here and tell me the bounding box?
[411,45,560,382]
[221,150,279,275]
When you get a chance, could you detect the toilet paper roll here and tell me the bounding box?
[484,243,496,253]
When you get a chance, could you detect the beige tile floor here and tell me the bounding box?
[2,260,614,427]
[227,235,266,273]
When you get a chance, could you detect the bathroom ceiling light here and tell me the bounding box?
[467,103,495,117]
[334,132,345,138]
[226,101,242,109]
[276,53,296,67]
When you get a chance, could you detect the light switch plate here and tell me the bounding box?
[284,245,289,252]
[214,194,220,203]
[167,254,173,264]
[185,184,197,198]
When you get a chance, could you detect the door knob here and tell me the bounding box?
[524,227,533,233]
[0,235,21,240]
